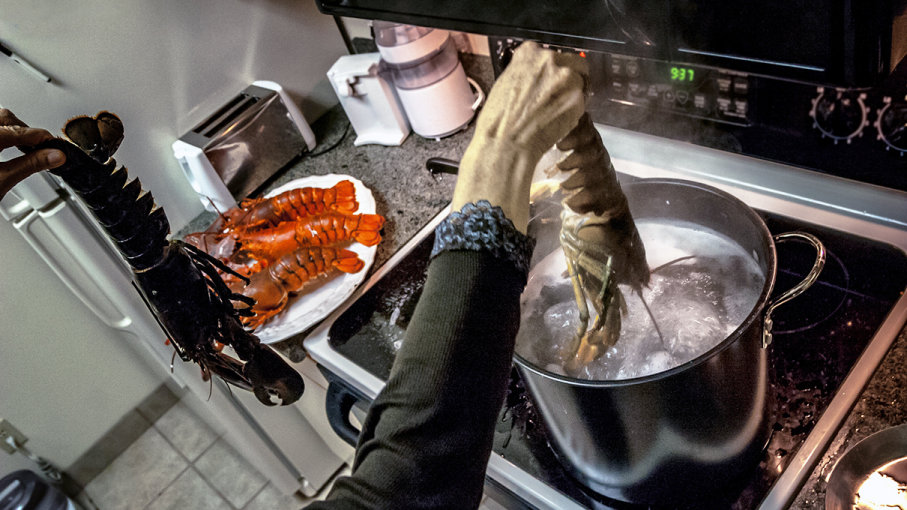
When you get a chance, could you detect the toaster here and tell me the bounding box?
[172,80,316,212]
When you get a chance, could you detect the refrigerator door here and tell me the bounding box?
[13,200,182,373]
[12,172,63,210]
[0,173,57,221]
[14,202,134,329]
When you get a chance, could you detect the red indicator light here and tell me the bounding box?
[579,51,587,58]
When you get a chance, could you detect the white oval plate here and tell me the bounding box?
[252,174,378,344]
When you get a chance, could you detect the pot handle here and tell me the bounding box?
[762,231,826,348]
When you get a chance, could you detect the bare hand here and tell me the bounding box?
[0,108,66,201]
[452,42,588,232]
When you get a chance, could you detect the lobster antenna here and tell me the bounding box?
[205,367,214,402]
[223,379,235,399]
[206,195,227,219]
[638,254,697,350]
[649,255,696,274]
[636,289,666,349]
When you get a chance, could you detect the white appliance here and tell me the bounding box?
[171,81,317,213]
[0,167,347,498]
[374,22,484,140]
[327,52,411,146]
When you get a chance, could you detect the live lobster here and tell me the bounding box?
[554,113,693,376]
[555,113,651,375]
[32,112,305,406]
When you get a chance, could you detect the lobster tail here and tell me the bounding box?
[235,246,366,328]
[63,111,124,162]
[333,248,365,273]
[40,139,170,271]
[350,213,385,246]
[329,180,358,214]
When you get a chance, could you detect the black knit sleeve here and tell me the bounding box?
[431,200,536,282]
[308,202,534,509]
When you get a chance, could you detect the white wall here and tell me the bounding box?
[0,0,348,474]
[0,0,348,230]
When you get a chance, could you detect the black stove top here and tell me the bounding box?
[326,210,907,508]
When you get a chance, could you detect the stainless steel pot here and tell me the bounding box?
[516,179,825,505]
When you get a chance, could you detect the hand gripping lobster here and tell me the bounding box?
[31,112,305,406]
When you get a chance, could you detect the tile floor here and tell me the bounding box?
[76,397,511,510]
[78,399,343,510]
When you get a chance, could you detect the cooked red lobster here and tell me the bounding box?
[232,246,366,329]
[213,180,359,231]
[187,182,384,329]
[236,212,384,260]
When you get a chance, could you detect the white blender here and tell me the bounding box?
[374,22,484,140]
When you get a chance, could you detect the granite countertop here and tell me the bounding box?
[175,52,907,508]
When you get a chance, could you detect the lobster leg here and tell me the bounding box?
[135,244,305,405]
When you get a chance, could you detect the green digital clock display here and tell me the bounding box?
[670,66,695,82]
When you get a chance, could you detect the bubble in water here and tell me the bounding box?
[619,350,674,379]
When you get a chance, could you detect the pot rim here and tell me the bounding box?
[514,178,778,387]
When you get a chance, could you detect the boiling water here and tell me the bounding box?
[515,219,767,380]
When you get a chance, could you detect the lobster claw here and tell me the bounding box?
[243,345,305,406]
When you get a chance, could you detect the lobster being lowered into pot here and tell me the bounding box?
[31,112,305,406]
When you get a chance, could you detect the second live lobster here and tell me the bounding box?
[32,112,305,406]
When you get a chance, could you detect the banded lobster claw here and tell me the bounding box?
[220,319,305,406]
[244,345,307,406]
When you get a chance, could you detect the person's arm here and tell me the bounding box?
[0,108,66,200]
[308,43,587,509]
[321,247,526,509]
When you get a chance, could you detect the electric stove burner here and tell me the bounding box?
[772,247,849,335]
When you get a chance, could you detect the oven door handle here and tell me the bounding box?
[325,382,361,446]
[325,379,370,447]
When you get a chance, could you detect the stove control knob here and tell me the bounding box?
[875,96,907,155]
[809,88,869,144]
[493,38,522,70]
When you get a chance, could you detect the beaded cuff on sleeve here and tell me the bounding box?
[430,200,536,280]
